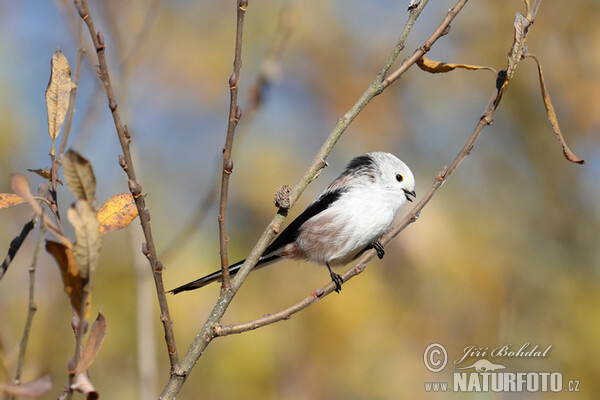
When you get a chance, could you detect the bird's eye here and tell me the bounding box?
[396,174,404,182]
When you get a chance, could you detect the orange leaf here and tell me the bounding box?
[0,375,52,397]
[75,312,107,373]
[27,168,63,185]
[97,193,139,235]
[45,240,89,318]
[416,56,495,74]
[528,55,584,164]
[0,193,26,209]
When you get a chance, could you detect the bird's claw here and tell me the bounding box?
[330,271,344,293]
[370,240,385,259]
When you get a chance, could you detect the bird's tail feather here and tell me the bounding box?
[169,255,281,294]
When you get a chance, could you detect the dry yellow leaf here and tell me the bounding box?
[63,149,97,203]
[45,240,90,318]
[45,49,72,156]
[416,56,495,74]
[97,193,139,235]
[68,200,101,280]
[27,168,63,185]
[0,193,26,209]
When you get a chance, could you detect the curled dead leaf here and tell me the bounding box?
[527,55,584,164]
[45,240,89,318]
[27,168,63,185]
[97,193,139,235]
[46,49,72,156]
[416,56,496,74]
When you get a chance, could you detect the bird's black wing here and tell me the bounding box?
[168,187,347,294]
[263,187,348,256]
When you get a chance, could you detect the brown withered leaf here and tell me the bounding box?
[68,200,101,280]
[507,13,531,80]
[46,240,89,318]
[63,149,96,203]
[11,174,42,216]
[527,55,584,164]
[416,56,495,74]
[27,168,63,185]
[75,312,107,374]
[97,193,138,235]
[0,374,52,397]
[46,49,72,156]
[0,193,26,209]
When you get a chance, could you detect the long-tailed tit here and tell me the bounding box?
[170,152,416,294]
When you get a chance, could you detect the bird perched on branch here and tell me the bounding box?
[169,152,416,294]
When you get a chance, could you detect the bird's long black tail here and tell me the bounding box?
[168,255,281,294]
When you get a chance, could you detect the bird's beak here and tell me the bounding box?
[403,189,416,202]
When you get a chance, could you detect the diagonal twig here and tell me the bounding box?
[218,0,248,289]
[214,1,559,337]
[160,0,475,397]
[0,219,35,281]
[72,0,179,371]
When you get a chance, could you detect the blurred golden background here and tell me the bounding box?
[0,0,598,399]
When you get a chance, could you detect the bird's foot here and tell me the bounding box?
[370,240,385,259]
[326,262,343,293]
[330,271,344,293]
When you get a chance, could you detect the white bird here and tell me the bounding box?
[170,152,416,294]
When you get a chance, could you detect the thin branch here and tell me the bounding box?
[72,0,179,371]
[63,276,90,400]
[161,0,295,263]
[0,219,35,281]
[57,18,85,160]
[215,1,545,337]
[380,2,465,90]
[9,224,46,400]
[160,1,447,397]
[218,0,248,289]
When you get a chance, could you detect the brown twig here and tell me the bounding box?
[72,0,179,371]
[160,1,443,397]
[9,224,46,400]
[57,18,85,160]
[218,0,248,289]
[215,1,548,337]
[161,0,295,263]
